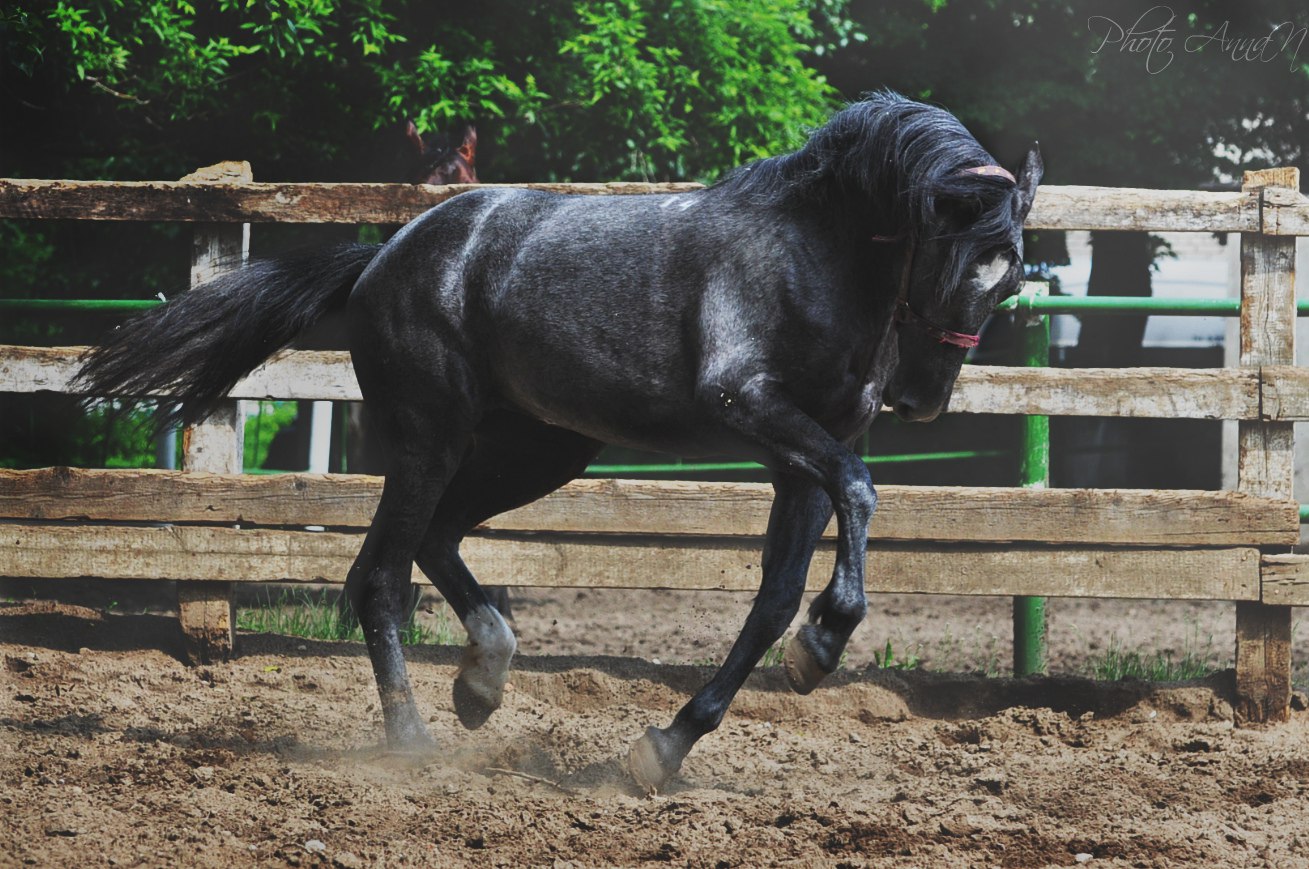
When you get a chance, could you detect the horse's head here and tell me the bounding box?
[404,122,478,185]
[882,145,1043,422]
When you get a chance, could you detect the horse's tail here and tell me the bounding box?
[74,242,381,430]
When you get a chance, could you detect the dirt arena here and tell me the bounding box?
[4,593,1309,867]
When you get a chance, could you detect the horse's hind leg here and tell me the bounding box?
[628,475,832,793]
[346,402,476,748]
[414,411,602,729]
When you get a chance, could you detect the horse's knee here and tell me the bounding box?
[838,458,878,523]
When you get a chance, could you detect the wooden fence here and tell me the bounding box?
[1,165,1307,721]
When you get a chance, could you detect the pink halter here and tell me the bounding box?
[894,299,982,348]
[962,164,1016,183]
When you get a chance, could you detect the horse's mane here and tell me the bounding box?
[717,91,1021,295]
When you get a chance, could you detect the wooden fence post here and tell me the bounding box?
[1235,167,1299,723]
[177,161,252,664]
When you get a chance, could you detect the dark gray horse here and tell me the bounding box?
[76,91,1040,792]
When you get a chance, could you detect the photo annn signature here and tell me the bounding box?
[1088,6,1305,74]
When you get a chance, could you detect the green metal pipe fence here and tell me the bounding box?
[582,449,1006,476]
[0,298,161,312]
[999,295,1309,316]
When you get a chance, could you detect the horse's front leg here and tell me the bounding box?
[628,381,877,791]
[782,445,876,694]
[628,474,833,793]
[715,382,877,696]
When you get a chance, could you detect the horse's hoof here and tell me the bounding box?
[452,674,501,730]
[451,606,515,730]
[628,728,678,795]
[783,630,829,695]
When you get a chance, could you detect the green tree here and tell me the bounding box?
[2,0,852,183]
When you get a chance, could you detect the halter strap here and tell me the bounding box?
[894,299,982,348]
[878,234,983,350]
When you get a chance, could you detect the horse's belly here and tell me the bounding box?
[488,347,715,454]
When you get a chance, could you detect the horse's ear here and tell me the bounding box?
[457,125,477,166]
[1015,142,1043,221]
[405,120,426,156]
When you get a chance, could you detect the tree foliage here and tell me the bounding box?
[2,0,851,183]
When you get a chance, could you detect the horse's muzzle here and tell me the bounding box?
[892,399,941,423]
[884,385,943,422]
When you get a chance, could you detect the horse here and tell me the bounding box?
[404,121,478,185]
[75,91,1041,793]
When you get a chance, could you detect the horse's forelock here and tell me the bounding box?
[922,172,1023,300]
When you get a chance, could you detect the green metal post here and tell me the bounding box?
[1014,283,1050,676]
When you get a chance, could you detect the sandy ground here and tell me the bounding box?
[5,598,1309,867]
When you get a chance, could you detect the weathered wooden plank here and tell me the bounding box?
[0,523,1261,601]
[1234,601,1293,724]
[0,345,97,394]
[237,350,359,400]
[5,345,1271,420]
[467,538,1261,601]
[0,178,1262,233]
[0,467,382,526]
[949,366,1260,419]
[0,179,704,223]
[182,403,244,477]
[1261,186,1309,236]
[1235,167,1299,725]
[1260,554,1309,606]
[1239,174,1299,375]
[0,346,365,401]
[1024,185,1259,233]
[1256,366,1309,421]
[1237,423,1297,498]
[0,469,1298,546]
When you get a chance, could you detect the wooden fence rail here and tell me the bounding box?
[9,345,1309,420]
[0,168,1304,721]
[0,470,1297,545]
[3,178,1308,233]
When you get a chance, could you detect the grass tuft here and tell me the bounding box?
[1084,632,1221,682]
[237,588,459,646]
[871,639,919,671]
[760,634,788,668]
